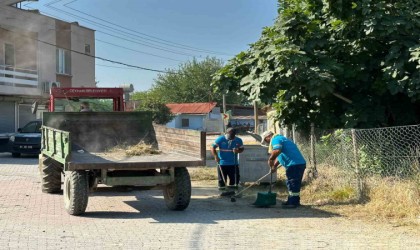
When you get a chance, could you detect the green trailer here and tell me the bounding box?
[39,112,206,215]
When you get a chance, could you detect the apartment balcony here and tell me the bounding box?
[0,64,41,96]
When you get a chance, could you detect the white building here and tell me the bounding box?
[166,102,223,133]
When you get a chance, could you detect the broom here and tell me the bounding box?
[230,165,279,203]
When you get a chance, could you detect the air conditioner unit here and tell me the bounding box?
[43,81,60,94]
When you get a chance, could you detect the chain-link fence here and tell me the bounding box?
[282,124,420,201]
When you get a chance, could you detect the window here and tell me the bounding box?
[181,118,189,127]
[56,48,71,75]
[20,121,41,133]
[85,44,91,54]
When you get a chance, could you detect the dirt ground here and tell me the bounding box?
[192,178,420,233]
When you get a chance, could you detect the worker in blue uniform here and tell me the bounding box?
[261,131,306,208]
[211,128,244,190]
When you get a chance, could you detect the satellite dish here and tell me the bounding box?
[31,101,38,114]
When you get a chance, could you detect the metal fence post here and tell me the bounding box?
[352,129,364,201]
[308,123,318,180]
[292,124,296,143]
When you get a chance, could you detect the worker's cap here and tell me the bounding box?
[225,127,236,134]
[260,131,274,145]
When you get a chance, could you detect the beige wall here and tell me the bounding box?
[0,6,56,96]
[38,28,57,91]
[0,3,95,97]
[0,29,37,69]
[71,24,95,88]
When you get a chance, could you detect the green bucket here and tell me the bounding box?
[252,191,277,207]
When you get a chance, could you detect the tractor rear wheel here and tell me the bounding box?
[40,155,62,193]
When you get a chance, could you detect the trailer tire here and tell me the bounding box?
[40,156,62,193]
[64,171,89,215]
[163,167,191,211]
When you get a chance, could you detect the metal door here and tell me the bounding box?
[0,101,15,132]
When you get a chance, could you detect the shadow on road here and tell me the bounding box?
[83,185,340,223]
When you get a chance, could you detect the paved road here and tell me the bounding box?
[0,153,419,249]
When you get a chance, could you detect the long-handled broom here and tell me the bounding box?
[230,165,279,204]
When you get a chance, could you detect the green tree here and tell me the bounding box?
[132,91,174,124]
[213,0,420,130]
[149,57,247,105]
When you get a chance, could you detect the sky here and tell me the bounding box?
[23,0,278,92]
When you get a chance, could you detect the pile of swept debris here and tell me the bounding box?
[108,142,161,156]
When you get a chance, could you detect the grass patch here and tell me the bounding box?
[301,164,357,204]
[301,165,420,224]
[189,166,218,181]
[329,186,356,201]
[360,176,420,221]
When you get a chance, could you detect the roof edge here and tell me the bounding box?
[2,1,95,32]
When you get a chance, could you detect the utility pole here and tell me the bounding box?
[222,94,227,132]
[222,94,226,114]
[254,100,259,134]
